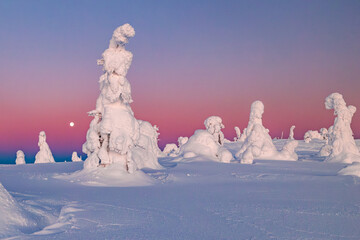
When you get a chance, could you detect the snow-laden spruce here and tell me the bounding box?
[320,93,360,163]
[15,150,26,165]
[82,24,161,173]
[178,116,233,163]
[288,125,295,140]
[234,126,241,141]
[235,101,298,164]
[34,131,55,164]
[71,152,82,162]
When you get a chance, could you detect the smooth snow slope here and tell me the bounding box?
[0,140,359,239]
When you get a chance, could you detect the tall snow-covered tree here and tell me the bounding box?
[82,24,161,172]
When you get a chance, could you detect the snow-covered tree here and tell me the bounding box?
[34,131,55,164]
[321,93,360,163]
[303,130,322,143]
[82,24,161,172]
[179,116,233,163]
[72,152,82,162]
[235,101,298,164]
[288,125,295,140]
[15,150,25,165]
[163,144,179,156]
[234,126,241,142]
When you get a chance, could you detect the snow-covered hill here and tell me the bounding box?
[0,140,360,239]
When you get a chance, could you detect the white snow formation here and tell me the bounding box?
[338,162,360,178]
[321,93,360,163]
[15,150,26,165]
[0,182,33,238]
[72,152,82,162]
[132,121,163,169]
[179,116,233,163]
[304,130,323,143]
[34,131,55,164]
[288,125,295,140]
[235,101,298,164]
[234,126,241,141]
[82,24,161,173]
[163,137,189,157]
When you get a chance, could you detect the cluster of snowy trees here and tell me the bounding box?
[15,131,82,165]
[13,24,360,178]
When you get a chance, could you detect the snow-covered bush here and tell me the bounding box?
[34,131,55,164]
[163,144,179,156]
[321,93,360,163]
[235,101,298,163]
[72,152,82,162]
[82,24,161,172]
[304,130,322,143]
[288,125,295,140]
[179,116,233,163]
[15,150,25,165]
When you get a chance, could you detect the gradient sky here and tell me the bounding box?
[1,0,360,163]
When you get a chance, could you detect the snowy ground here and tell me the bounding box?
[1,140,360,239]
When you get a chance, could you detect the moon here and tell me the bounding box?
[70,122,75,127]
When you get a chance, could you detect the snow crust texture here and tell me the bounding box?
[82,24,161,177]
[34,131,55,164]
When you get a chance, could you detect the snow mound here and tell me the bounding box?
[0,182,32,238]
[55,163,154,187]
[35,131,55,164]
[338,163,360,178]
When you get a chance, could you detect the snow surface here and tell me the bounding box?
[1,140,360,239]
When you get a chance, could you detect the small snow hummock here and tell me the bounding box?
[178,116,233,163]
[235,101,298,164]
[338,162,360,178]
[71,152,82,162]
[304,130,323,143]
[81,24,161,179]
[34,131,55,164]
[288,125,295,140]
[163,137,189,157]
[321,93,360,164]
[15,150,26,165]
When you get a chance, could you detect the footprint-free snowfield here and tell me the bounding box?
[1,140,360,240]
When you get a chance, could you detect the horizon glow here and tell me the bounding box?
[1,0,360,163]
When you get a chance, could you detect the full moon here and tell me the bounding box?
[70,122,75,127]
